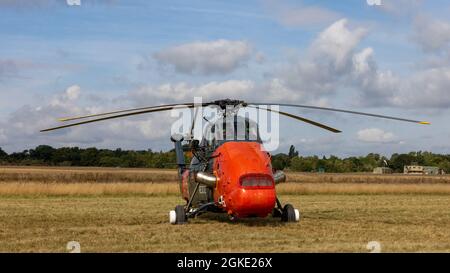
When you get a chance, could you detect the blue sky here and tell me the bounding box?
[1,0,450,157]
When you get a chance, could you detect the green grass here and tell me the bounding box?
[0,194,449,252]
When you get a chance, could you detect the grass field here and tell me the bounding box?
[0,166,449,252]
[1,194,449,252]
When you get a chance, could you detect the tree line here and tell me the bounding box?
[0,145,178,169]
[1,145,450,173]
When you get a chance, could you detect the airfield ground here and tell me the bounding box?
[0,167,449,252]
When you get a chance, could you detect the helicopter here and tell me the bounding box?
[41,98,430,224]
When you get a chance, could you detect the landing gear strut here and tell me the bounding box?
[169,202,217,225]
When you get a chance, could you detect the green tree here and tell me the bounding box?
[80,148,99,166]
[288,145,299,158]
[99,156,122,167]
[30,145,55,163]
[0,147,7,159]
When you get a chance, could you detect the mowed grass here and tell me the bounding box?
[0,194,449,252]
[0,166,449,252]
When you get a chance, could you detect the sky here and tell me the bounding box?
[1,0,450,157]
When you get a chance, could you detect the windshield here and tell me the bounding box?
[203,116,260,145]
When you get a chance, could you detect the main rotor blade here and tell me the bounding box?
[58,102,196,122]
[41,104,197,132]
[248,103,430,125]
[248,105,341,133]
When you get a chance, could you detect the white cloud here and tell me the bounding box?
[412,15,450,52]
[357,128,395,143]
[311,19,367,70]
[269,19,368,103]
[0,59,18,80]
[153,40,253,75]
[0,85,177,152]
[0,129,7,144]
[50,85,82,107]
[65,85,81,101]
[376,0,422,16]
[265,0,340,28]
[0,59,35,80]
[129,80,256,105]
[0,0,56,8]
[0,0,115,9]
[351,45,450,108]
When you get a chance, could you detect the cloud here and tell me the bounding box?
[357,128,395,143]
[412,15,450,53]
[0,0,116,9]
[65,85,81,101]
[0,85,175,152]
[260,17,450,109]
[265,0,340,28]
[0,59,36,80]
[0,59,19,80]
[0,128,7,145]
[376,0,422,16]
[0,0,56,8]
[140,19,368,106]
[153,40,253,75]
[269,19,367,103]
[129,80,256,105]
[351,45,450,108]
[311,19,367,70]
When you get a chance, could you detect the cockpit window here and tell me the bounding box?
[203,116,260,145]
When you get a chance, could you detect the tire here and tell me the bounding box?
[175,205,187,224]
[281,204,299,222]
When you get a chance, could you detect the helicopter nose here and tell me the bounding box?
[227,186,276,218]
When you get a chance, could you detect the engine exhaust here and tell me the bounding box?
[194,172,217,188]
[273,170,286,184]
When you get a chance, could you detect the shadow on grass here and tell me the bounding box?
[190,212,290,227]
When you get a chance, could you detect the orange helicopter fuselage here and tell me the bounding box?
[211,141,276,218]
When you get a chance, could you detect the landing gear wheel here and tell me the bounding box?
[169,205,187,225]
[228,214,237,222]
[281,204,300,222]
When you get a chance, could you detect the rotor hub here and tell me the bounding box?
[212,99,247,110]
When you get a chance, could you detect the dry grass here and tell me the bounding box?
[0,182,179,196]
[285,172,450,184]
[276,183,450,195]
[0,166,177,183]
[0,166,449,252]
[3,166,450,184]
[1,182,450,196]
[0,194,449,252]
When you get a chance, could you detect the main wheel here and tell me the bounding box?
[281,204,300,222]
[169,205,187,224]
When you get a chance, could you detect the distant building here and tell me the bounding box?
[403,165,442,175]
[423,166,441,175]
[373,167,393,174]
